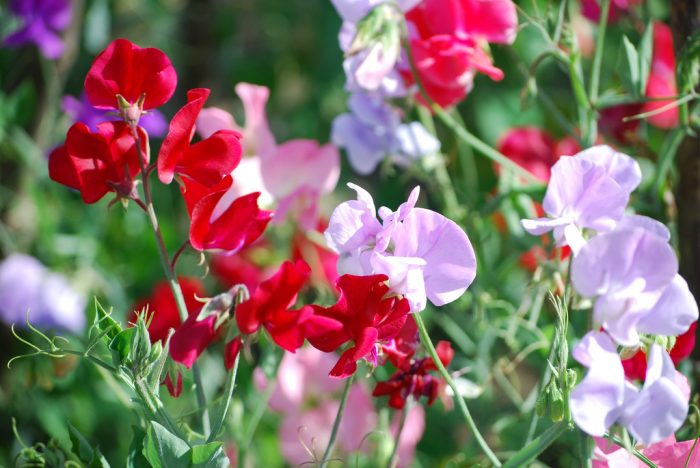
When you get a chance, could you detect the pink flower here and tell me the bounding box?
[593,434,700,467]
[642,23,679,129]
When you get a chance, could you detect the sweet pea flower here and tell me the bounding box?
[158,88,242,187]
[179,175,273,254]
[569,331,689,445]
[403,0,517,107]
[642,23,679,129]
[325,184,476,311]
[49,122,148,204]
[572,224,698,347]
[129,278,206,344]
[593,434,700,467]
[62,93,168,138]
[521,145,640,254]
[496,127,581,182]
[580,0,642,24]
[3,0,71,60]
[306,274,411,378]
[0,254,85,333]
[85,38,177,111]
[332,92,440,175]
[330,0,421,24]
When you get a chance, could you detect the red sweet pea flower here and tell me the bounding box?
[235,260,316,352]
[382,316,420,370]
[180,175,273,253]
[84,38,177,111]
[307,274,411,379]
[224,336,243,370]
[158,88,243,187]
[129,277,206,344]
[170,311,218,368]
[163,371,183,398]
[622,322,697,381]
[404,0,517,108]
[580,0,642,23]
[643,23,679,129]
[49,121,147,203]
[373,340,454,409]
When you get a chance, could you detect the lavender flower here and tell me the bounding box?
[0,254,86,333]
[3,0,71,60]
[325,184,476,311]
[571,223,698,346]
[521,145,640,254]
[62,93,168,138]
[569,331,688,445]
[332,92,439,175]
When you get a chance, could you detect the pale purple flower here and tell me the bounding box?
[0,254,85,333]
[570,331,689,445]
[521,145,640,254]
[3,0,71,60]
[332,92,440,175]
[331,0,421,23]
[325,184,476,311]
[571,224,697,346]
[62,93,168,138]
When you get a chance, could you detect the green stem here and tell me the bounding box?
[588,0,611,105]
[320,374,355,467]
[503,422,568,468]
[207,351,240,443]
[386,403,409,468]
[130,127,211,436]
[238,381,276,467]
[413,314,501,466]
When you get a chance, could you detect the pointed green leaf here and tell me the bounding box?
[187,442,230,468]
[620,35,640,97]
[143,421,190,468]
[638,22,654,94]
[109,327,136,367]
[69,424,95,463]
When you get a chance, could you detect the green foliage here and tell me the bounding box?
[143,421,229,468]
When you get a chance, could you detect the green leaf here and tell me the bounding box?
[109,327,136,367]
[127,426,150,468]
[143,421,190,468]
[95,299,122,343]
[620,35,640,97]
[69,425,95,463]
[188,443,230,468]
[89,447,111,468]
[677,28,700,94]
[638,22,654,94]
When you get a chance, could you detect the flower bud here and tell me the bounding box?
[549,385,566,422]
[536,388,549,417]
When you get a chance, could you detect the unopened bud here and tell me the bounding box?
[536,389,549,417]
[549,386,565,422]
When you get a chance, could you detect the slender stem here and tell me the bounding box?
[320,374,355,467]
[129,126,211,435]
[207,351,240,443]
[386,403,409,468]
[588,0,611,106]
[413,314,501,466]
[503,423,568,468]
[238,379,276,467]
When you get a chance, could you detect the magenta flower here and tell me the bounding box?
[3,0,71,60]
[325,184,476,311]
[521,145,640,253]
[569,331,689,445]
[593,434,700,467]
[572,223,698,346]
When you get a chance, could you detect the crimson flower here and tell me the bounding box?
[170,311,218,368]
[307,274,411,379]
[84,38,177,111]
[129,278,206,344]
[373,340,454,409]
[163,371,183,398]
[180,175,272,253]
[404,0,517,108]
[235,260,319,352]
[49,121,147,203]
[622,322,697,381]
[158,88,243,187]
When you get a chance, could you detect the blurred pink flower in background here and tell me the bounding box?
[256,347,424,466]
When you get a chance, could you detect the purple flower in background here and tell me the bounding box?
[0,254,86,333]
[331,0,421,23]
[332,92,439,174]
[62,93,168,138]
[572,223,697,346]
[570,331,688,445]
[325,184,476,311]
[3,0,71,60]
[521,145,639,254]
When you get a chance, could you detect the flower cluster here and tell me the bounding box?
[522,145,699,445]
